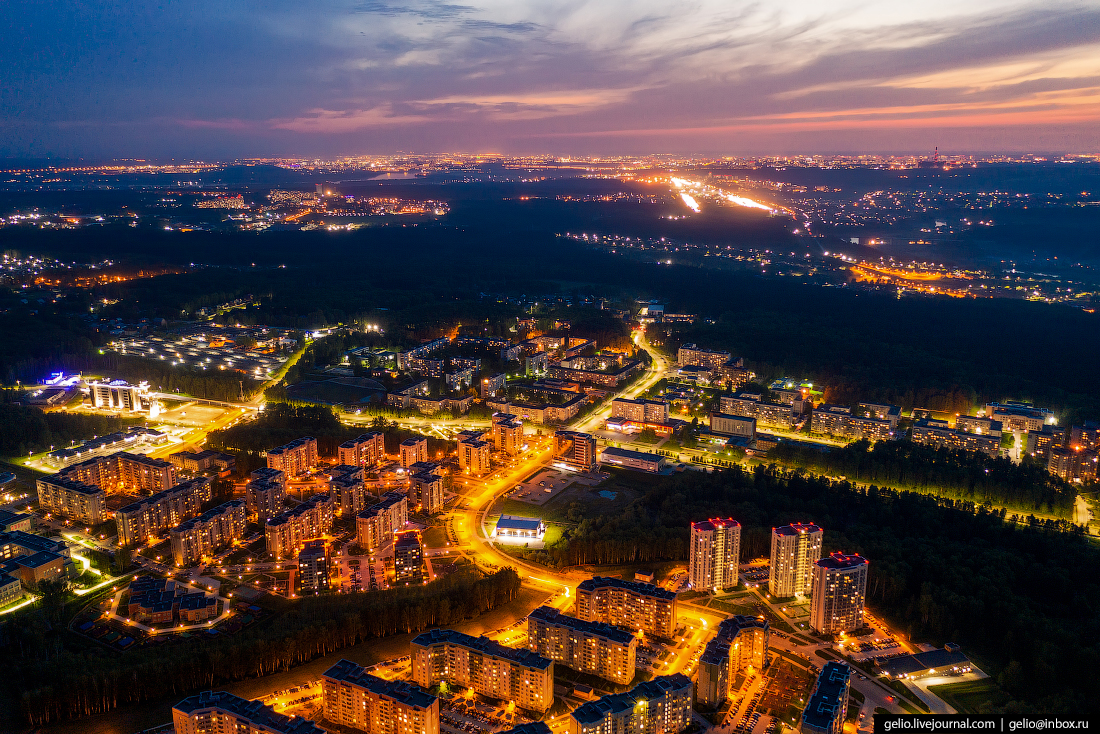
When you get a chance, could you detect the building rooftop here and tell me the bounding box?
[570,675,691,725]
[411,628,553,670]
[577,575,676,600]
[267,437,316,455]
[528,606,636,644]
[174,690,324,734]
[816,552,868,570]
[692,518,741,533]
[802,662,850,731]
[496,515,544,532]
[879,648,970,678]
[499,724,552,734]
[773,522,822,537]
[600,446,663,463]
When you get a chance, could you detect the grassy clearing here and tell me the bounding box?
[928,679,1007,714]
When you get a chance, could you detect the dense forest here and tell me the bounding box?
[524,466,1098,715]
[768,439,1077,518]
[8,567,521,725]
[0,399,138,456]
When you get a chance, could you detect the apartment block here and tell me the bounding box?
[55,451,177,494]
[720,393,801,429]
[265,493,336,559]
[329,464,369,515]
[400,437,429,468]
[246,467,287,521]
[811,405,895,442]
[266,437,318,477]
[339,431,386,468]
[491,413,524,455]
[173,690,325,734]
[298,540,329,592]
[356,492,408,551]
[677,344,731,371]
[611,398,670,424]
[911,420,1001,457]
[1048,447,1098,482]
[1071,421,1100,452]
[394,531,424,583]
[809,553,869,635]
[457,430,492,475]
[576,576,677,638]
[411,627,554,712]
[554,430,597,471]
[322,659,439,734]
[481,372,507,399]
[116,476,213,547]
[169,499,247,566]
[985,402,1054,433]
[801,662,851,734]
[1026,425,1067,460]
[709,413,756,440]
[690,518,741,592]
[35,475,107,525]
[697,615,770,708]
[769,523,823,597]
[411,470,445,514]
[527,605,638,685]
[568,675,692,734]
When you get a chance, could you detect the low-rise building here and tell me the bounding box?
[568,675,692,734]
[528,606,637,685]
[322,659,439,734]
[411,627,554,712]
[576,576,677,638]
[173,690,325,734]
[599,446,664,473]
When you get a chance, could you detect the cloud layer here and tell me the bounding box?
[1,0,1098,156]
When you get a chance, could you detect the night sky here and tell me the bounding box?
[3,0,1100,157]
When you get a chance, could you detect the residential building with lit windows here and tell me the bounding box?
[491,413,524,455]
[246,467,287,521]
[394,531,423,583]
[576,576,677,638]
[696,615,770,708]
[400,437,429,468]
[720,393,804,429]
[1026,425,1067,460]
[410,470,445,514]
[411,627,555,712]
[297,540,329,592]
[984,402,1054,433]
[457,430,492,475]
[911,420,1001,457]
[611,398,670,424]
[677,344,731,371]
[266,436,318,477]
[769,523,823,597]
[50,451,177,494]
[322,659,439,734]
[329,464,369,515]
[809,553,869,635]
[338,431,385,468]
[1048,447,1098,482]
[1071,421,1100,452]
[265,493,336,559]
[801,662,851,734]
[568,674,692,734]
[690,518,741,592]
[173,690,325,734]
[810,405,896,442]
[527,605,638,685]
[709,413,756,440]
[554,430,597,471]
[35,475,107,524]
[116,477,213,547]
[88,379,157,414]
[356,492,407,551]
[169,499,246,566]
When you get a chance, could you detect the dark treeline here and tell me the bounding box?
[769,439,1077,518]
[0,398,137,456]
[9,567,521,725]
[206,403,452,469]
[525,466,1098,715]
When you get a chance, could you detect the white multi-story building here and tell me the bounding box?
[769,523,823,597]
[690,518,741,592]
[568,675,692,734]
[322,659,439,734]
[527,605,638,685]
[809,553,869,634]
